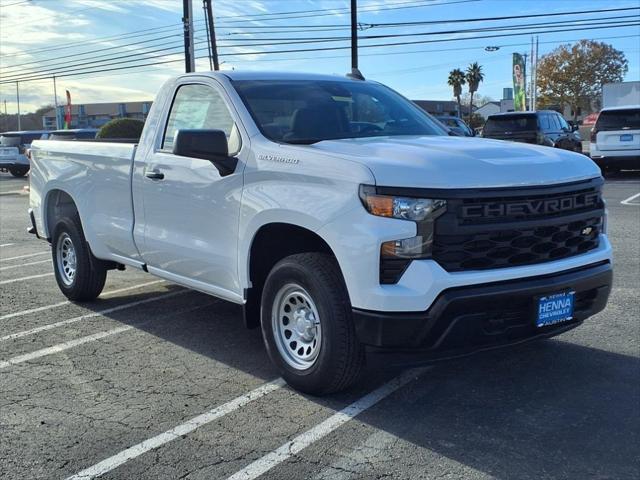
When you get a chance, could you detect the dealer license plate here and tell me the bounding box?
[536,291,575,328]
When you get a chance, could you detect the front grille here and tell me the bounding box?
[432,180,604,272]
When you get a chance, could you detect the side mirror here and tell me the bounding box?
[173,129,238,177]
[572,124,580,132]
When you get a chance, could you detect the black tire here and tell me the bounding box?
[260,253,364,396]
[52,216,107,301]
[9,167,28,177]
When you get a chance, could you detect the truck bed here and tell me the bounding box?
[29,139,140,263]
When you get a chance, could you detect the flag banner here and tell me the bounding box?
[64,90,72,129]
[513,53,527,111]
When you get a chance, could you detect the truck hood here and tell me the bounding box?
[308,136,600,189]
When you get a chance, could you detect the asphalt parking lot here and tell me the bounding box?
[1,172,639,480]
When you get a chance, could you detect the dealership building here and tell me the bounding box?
[41,101,152,130]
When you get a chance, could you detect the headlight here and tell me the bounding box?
[359,185,447,266]
[359,185,446,222]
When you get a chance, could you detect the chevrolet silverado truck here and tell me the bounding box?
[28,71,613,395]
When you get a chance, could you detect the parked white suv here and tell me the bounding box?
[28,71,613,394]
[590,105,640,173]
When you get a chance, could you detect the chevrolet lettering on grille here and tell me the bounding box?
[461,192,600,219]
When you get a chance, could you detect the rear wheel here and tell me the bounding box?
[9,167,28,177]
[260,253,364,395]
[52,216,107,301]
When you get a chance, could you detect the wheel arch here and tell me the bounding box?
[242,222,345,329]
[43,188,82,241]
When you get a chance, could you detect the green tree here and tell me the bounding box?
[447,68,466,117]
[537,40,628,121]
[465,62,484,122]
[96,118,145,139]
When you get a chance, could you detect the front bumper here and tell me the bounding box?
[353,261,612,355]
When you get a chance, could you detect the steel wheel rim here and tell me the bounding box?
[56,232,77,286]
[271,283,322,370]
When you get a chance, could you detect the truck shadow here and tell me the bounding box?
[101,290,638,479]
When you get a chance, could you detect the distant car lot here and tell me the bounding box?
[0,171,638,480]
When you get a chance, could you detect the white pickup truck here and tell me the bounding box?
[29,71,612,395]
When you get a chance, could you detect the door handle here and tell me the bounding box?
[145,169,165,180]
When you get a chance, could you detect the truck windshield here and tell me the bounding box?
[233,79,447,144]
[484,115,538,134]
[595,108,640,131]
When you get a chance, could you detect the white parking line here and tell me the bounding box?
[1,290,185,342]
[621,192,640,205]
[0,259,50,271]
[0,326,134,369]
[0,243,15,247]
[0,279,165,322]
[0,251,49,262]
[0,272,53,285]
[0,297,203,369]
[65,379,286,480]
[226,367,429,480]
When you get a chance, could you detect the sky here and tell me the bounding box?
[0,0,639,114]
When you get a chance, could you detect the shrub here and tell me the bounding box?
[97,118,145,139]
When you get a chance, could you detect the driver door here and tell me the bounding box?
[136,81,245,301]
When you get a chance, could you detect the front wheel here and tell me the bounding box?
[260,253,364,395]
[9,167,28,177]
[52,217,107,301]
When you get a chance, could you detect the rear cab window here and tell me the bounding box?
[483,114,538,134]
[595,108,640,131]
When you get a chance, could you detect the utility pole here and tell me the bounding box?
[53,75,60,129]
[204,0,219,70]
[16,82,21,131]
[182,0,195,73]
[349,0,363,79]
[533,35,539,111]
[522,52,528,111]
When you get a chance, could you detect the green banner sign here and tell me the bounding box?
[513,53,527,111]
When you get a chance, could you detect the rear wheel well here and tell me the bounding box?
[46,190,79,239]
[244,223,337,328]
[45,190,118,270]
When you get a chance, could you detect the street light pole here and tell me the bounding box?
[16,82,21,131]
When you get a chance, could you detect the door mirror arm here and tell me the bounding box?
[172,129,238,177]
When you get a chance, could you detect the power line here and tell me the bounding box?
[3,11,637,77]
[0,0,31,7]
[0,22,184,59]
[5,3,636,68]
[2,20,637,85]
[0,0,447,58]
[1,33,185,72]
[10,32,637,88]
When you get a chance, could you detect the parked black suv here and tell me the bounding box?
[482,111,582,153]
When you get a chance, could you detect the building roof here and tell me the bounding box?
[42,100,152,118]
[477,101,500,109]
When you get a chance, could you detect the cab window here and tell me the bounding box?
[162,84,241,155]
[539,114,550,131]
[556,115,570,131]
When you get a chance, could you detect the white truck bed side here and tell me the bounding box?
[29,140,141,263]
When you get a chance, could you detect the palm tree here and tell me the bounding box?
[465,62,484,122]
[447,68,466,117]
